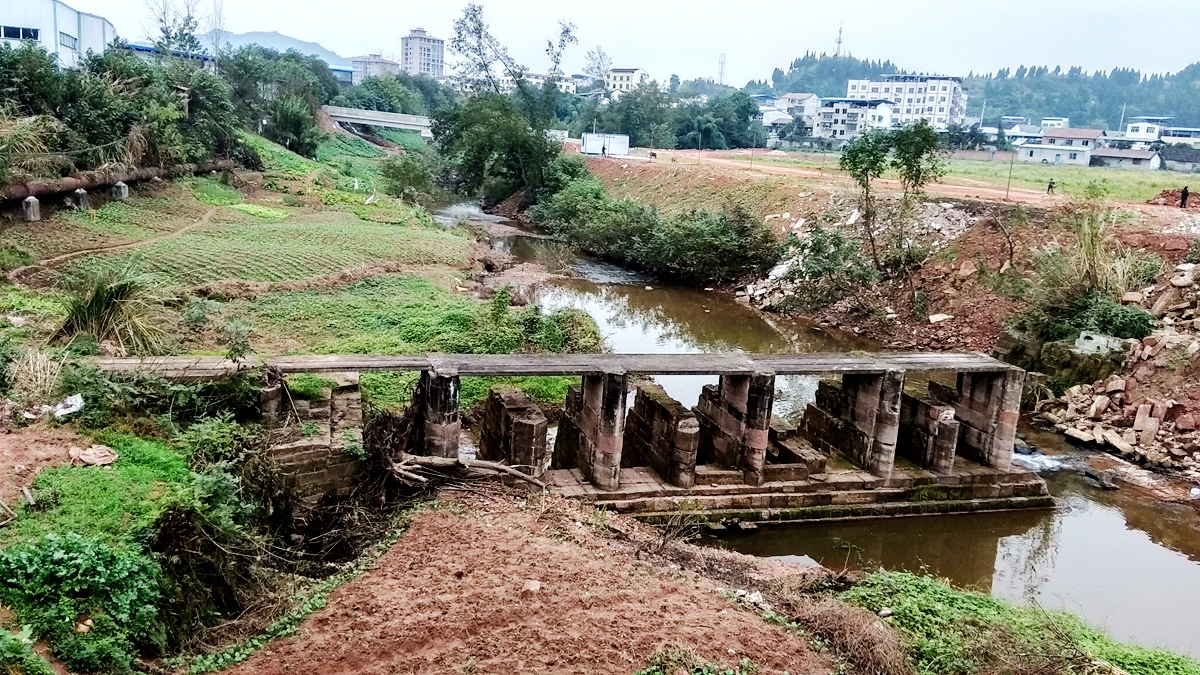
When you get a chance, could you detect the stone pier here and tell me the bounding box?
[801,370,903,478]
[694,370,775,486]
[929,369,1024,472]
[553,370,628,491]
[111,181,129,201]
[21,196,40,222]
[417,367,461,458]
[72,188,89,211]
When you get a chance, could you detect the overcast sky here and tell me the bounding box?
[71,0,1200,84]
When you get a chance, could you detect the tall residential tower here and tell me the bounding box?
[400,28,444,78]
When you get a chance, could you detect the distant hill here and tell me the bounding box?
[198,30,351,68]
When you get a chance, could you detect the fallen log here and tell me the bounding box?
[394,453,547,490]
[2,161,235,201]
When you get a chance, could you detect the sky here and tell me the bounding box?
[69,0,1200,85]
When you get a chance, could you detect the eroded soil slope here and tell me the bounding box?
[225,493,834,675]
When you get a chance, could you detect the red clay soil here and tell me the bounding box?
[224,493,835,675]
[0,426,82,506]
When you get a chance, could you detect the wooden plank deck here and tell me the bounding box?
[90,351,1018,379]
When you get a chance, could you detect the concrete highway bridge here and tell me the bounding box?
[322,105,432,138]
[93,352,1050,521]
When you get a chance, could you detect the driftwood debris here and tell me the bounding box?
[390,453,547,490]
[0,501,17,528]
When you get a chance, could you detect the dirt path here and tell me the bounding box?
[689,153,1062,206]
[6,207,218,283]
[224,493,834,675]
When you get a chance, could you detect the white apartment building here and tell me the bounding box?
[351,53,400,85]
[845,75,966,129]
[400,28,443,78]
[0,0,116,68]
[497,72,577,95]
[776,92,820,120]
[813,98,893,140]
[605,68,650,93]
[1041,117,1069,129]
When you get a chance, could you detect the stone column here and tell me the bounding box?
[73,188,89,211]
[420,367,460,458]
[111,181,129,201]
[840,369,903,478]
[741,370,776,486]
[21,196,40,222]
[582,369,627,491]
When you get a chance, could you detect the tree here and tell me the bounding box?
[838,129,892,269]
[677,111,725,150]
[584,46,612,87]
[600,81,672,147]
[449,3,521,94]
[890,120,945,197]
[668,74,680,94]
[146,0,204,56]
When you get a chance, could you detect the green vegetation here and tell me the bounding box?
[0,246,35,272]
[53,265,168,355]
[65,203,158,240]
[633,648,759,675]
[285,373,336,400]
[531,158,782,283]
[843,571,1200,675]
[0,626,55,675]
[779,225,879,309]
[237,132,320,178]
[1186,239,1200,265]
[315,134,384,162]
[374,128,426,151]
[190,179,242,206]
[228,203,289,220]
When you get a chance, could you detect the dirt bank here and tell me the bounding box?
[0,426,82,506]
[223,491,838,675]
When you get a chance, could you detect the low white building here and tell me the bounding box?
[777,92,820,118]
[1161,127,1200,149]
[1017,144,1091,166]
[1042,127,1105,150]
[497,72,576,95]
[605,67,650,94]
[845,75,966,129]
[351,53,399,85]
[1041,117,1070,129]
[760,108,793,126]
[0,0,117,68]
[813,98,893,140]
[1091,148,1161,170]
[1124,116,1172,143]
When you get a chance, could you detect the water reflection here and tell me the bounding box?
[713,472,1200,656]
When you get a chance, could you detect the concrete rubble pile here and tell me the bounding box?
[738,202,979,312]
[1036,262,1200,478]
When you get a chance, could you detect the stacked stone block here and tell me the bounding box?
[480,386,548,477]
[800,370,903,478]
[693,371,775,486]
[621,382,700,488]
[417,367,461,458]
[898,393,959,474]
[928,369,1023,471]
[266,372,365,507]
[551,371,628,491]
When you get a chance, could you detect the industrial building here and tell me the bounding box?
[0,0,116,68]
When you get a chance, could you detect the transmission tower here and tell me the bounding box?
[835,21,843,57]
[718,53,726,85]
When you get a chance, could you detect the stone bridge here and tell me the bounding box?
[94,352,1050,521]
[322,106,433,138]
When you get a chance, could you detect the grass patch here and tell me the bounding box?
[285,373,336,400]
[238,132,319,179]
[315,134,384,162]
[373,128,425,152]
[2,432,191,547]
[190,180,242,206]
[0,285,63,317]
[228,203,289,220]
[359,373,574,412]
[842,571,1200,675]
[65,203,157,240]
[0,246,34,272]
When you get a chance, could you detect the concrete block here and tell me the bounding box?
[21,196,40,222]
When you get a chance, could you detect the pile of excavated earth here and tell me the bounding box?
[1035,262,1200,478]
[1148,189,1200,209]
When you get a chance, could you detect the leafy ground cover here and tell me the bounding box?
[372,128,426,152]
[842,571,1200,675]
[315,134,384,162]
[239,133,320,179]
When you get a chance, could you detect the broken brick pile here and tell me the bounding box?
[1035,262,1200,478]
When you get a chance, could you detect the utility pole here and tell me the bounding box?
[718,53,726,86]
[979,99,987,127]
[1118,102,1127,130]
[1005,147,1016,201]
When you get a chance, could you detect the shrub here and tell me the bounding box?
[0,533,162,674]
[379,151,436,203]
[180,298,221,326]
[1185,239,1200,265]
[53,265,168,356]
[0,626,55,675]
[57,365,261,429]
[1047,292,1154,341]
[781,225,879,309]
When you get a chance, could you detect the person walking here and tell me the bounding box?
[1047,178,1056,195]
[1183,186,1190,208]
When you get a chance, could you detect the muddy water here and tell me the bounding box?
[486,225,1200,658]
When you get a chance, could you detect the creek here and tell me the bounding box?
[468,209,1200,658]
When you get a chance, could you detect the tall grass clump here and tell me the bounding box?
[53,265,168,355]
[1014,205,1156,341]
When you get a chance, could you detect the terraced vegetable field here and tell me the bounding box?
[0,196,207,260]
[62,208,471,285]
